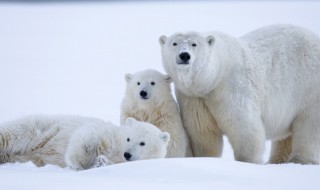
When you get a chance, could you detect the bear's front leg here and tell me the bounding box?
[206,93,266,164]
[221,112,265,164]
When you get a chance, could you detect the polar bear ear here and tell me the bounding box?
[206,35,215,46]
[159,35,167,46]
[160,132,170,143]
[125,73,132,83]
[164,75,172,83]
[125,117,137,126]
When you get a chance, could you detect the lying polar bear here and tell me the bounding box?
[0,115,170,170]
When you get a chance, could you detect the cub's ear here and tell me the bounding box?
[125,73,132,83]
[159,35,167,46]
[125,117,137,126]
[164,75,172,83]
[160,132,170,143]
[206,35,215,46]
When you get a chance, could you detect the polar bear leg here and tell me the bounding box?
[176,91,223,157]
[289,105,320,164]
[226,118,265,164]
[65,143,98,170]
[268,136,292,164]
[65,134,100,170]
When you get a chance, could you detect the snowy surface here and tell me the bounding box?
[0,1,320,190]
[1,158,319,190]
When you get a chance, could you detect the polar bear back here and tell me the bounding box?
[239,25,320,139]
[0,115,108,167]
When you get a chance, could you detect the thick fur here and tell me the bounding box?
[66,117,170,170]
[120,69,193,157]
[0,115,82,167]
[0,115,170,170]
[160,24,320,164]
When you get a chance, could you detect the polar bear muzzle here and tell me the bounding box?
[124,152,133,161]
[140,90,149,99]
[178,52,191,64]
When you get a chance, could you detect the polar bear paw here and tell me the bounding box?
[94,155,112,168]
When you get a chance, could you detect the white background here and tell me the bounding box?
[0,1,320,190]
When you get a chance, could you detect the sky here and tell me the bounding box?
[1,0,320,124]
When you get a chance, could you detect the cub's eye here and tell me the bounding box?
[137,82,140,85]
[127,138,130,142]
[151,81,155,85]
[173,42,177,46]
[192,43,197,47]
[140,142,145,146]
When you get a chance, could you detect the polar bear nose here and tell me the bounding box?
[179,52,191,62]
[140,90,148,98]
[124,152,132,160]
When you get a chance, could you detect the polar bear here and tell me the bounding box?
[66,117,170,170]
[159,24,320,164]
[120,69,193,157]
[0,115,170,170]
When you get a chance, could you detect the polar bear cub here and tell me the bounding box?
[66,117,170,170]
[121,69,193,157]
[0,115,170,170]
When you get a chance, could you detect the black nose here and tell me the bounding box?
[124,152,132,160]
[179,52,191,62]
[140,90,147,98]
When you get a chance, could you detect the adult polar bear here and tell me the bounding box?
[159,24,320,164]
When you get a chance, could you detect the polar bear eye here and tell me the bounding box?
[192,43,197,47]
[140,142,145,146]
[137,82,140,85]
[173,42,177,46]
[151,81,155,85]
[127,138,130,142]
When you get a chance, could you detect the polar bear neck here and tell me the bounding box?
[175,57,217,97]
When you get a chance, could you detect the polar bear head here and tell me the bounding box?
[120,117,170,161]
[124,69,172,106]
[159,32,220,97]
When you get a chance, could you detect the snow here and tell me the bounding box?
[1,158,319,190]
[0,1,320,190]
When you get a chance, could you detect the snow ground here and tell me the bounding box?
[0,1,320,190]
[1,158,319,190]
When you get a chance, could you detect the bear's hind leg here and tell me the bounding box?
[289,105,320,164]
[268,136,292,164]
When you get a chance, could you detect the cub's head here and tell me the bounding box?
[159,32,218,97]
[124,69,172,105]
[120,117,170,162]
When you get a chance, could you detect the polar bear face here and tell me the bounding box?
[124,69,172,106]
[159,32,218,97]
[121,117,170,161]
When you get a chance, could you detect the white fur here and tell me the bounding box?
[120,69,193,157]
[120,117,170,161]
[0,115,170,170]
[160,24,320,164]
